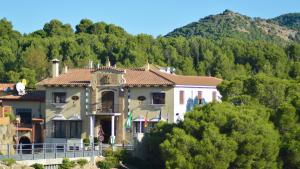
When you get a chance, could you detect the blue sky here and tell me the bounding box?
[0,0,299,36]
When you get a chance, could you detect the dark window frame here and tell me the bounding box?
[53,120,66,138]
[69,120,82,138]
[16,108,32,125]
[52,92,67,103]
[152,92,165,105]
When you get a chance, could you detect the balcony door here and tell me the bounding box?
[101,91,114,113]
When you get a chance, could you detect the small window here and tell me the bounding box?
[152,93,165,104]
[179,91,184,104]
[212,91,217,101]
[53,120,66,138]
[53,92,67,103]
[134,121,145,133]
[16,108,32,125]
[70,121,82,138]
[198,91,203,104]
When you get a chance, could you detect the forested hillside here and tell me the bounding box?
[166,10,300,43]
[1,10,300,168]
[0,14,300,88]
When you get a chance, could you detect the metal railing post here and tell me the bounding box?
[32,143,35,160]
[54,143,57,159]
[20,143,23,160]
[64,143,66,158]
[82,143,84,157]
[43,143,46,159]
[100,142,102,156]
[73,143,76,158]
[7,144,10,158]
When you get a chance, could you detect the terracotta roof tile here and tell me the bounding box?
[37,69,92,87]
[37,66,222,87]
[151,70,223,86]
[124,69,174,86]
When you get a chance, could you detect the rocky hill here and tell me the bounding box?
[166,10,300,43]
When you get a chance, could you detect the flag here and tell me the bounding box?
[144,112,148,128]
[125,111,132,129]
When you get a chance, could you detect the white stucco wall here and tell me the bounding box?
[173,85,221,122]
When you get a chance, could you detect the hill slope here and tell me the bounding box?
[166,10,299,42]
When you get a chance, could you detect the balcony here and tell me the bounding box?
[94,104,122,116]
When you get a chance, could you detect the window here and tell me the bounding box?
[152,93,165,104]
[134,121,145,133]
[212,91,217,101]
[198,91,203,104]
[53,120,66,138]
[53,92,67,103]
[16,108,32,125]
[179,91,184,104]
[134,122,157,133]
[70,121,82,138]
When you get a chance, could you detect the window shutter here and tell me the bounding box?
[212,91,217,101]
[198,91,202,104]
[180,91,184,104]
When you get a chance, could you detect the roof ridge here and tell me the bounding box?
[149,69,175,84]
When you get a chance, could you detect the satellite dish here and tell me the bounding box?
[16,82,26,95]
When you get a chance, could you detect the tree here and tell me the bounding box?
[75,19,93,34]
[22,47,48,80]
[159,103,280,169]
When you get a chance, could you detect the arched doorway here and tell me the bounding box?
[101,91,114,113]
[19,136,31,154]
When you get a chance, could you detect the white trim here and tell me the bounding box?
[174,85,217,89]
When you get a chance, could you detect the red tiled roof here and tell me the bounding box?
[124,69,174,86]
[37,66,222,87]
[151,70,223,86]
[0,91,45,102]
[37,69,92,87]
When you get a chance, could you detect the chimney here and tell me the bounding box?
[146,61,150,71]
[51,59,60,78]
[106,58,111,67]
[89,60,93,69]
[64,64,68,74]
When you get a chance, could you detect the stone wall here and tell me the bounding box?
[0,124,16,155]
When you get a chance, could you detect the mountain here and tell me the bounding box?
[269,13,300,32]
[166,10,300,43]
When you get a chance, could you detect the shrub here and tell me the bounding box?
[59,158,76,169]
[31,163,44,169]
[76,159,88,167]
[1,158,16,166]
[5,112,16,122]
[94,137,99,146]
[83,138,90,146]
[96,156,118,169]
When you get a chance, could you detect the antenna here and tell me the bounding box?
[16,82,26,95]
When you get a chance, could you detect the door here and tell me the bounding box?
[101,91,114,113]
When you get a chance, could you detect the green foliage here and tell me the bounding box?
[96,149,123,169]
[83,137,90,146]
[5,111,16,122]
[1,158,16,166]
[30,163,44,169]
[166,10,298,43]
[76,159,88,167]
[59,158,76,169]
[157,103,280,169]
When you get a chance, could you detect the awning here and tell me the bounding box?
[68,114,81,120]
[52,114,66,120]
[133,117,144,122]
